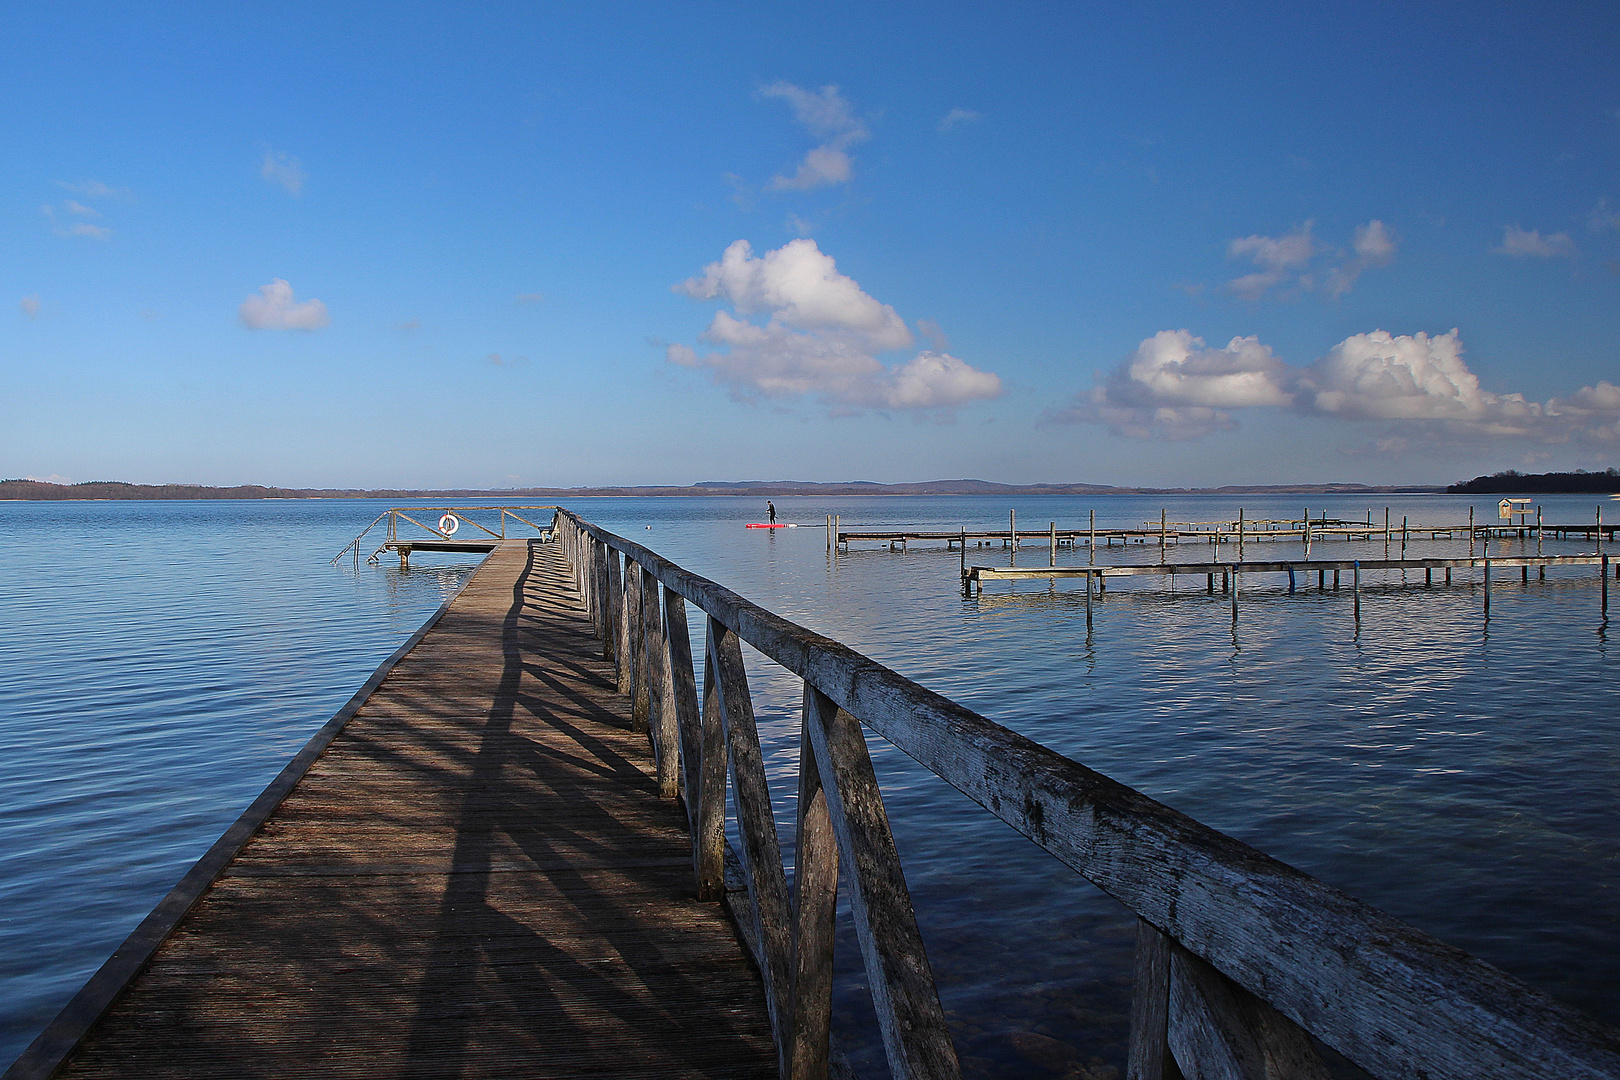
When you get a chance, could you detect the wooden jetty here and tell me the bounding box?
[331,506,558,568]
[16,511,1620,1080]
[833,505,1619,552]
[8,539,775,1080]
[966,553,1618,591]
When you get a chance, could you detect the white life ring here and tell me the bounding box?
[438,514,460,536]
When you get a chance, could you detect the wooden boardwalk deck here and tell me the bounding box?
[42,540,774,1080]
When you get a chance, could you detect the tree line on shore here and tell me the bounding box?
[1446,469,1620,494]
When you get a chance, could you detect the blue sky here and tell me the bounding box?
[5,2,1618,488]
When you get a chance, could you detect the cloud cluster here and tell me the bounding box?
[1053,328,1620,444]
[762,83,869,191]
[1493,224,1576,258]
[669,239,1001,413]
[1222,220,1398,300]
[938,108,981,134]
[41,202,111,239]
[42,179,127,239]
[239,279,330,330]
[261,150,306,196]
[1051,331,1293,439]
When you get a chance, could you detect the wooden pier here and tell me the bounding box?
[834,508,1618,553]
[331,506,557,568]
[9,540,774,1080]
[966,553,1616,589]
[16,512,1620,1080]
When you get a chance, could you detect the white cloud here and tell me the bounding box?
[762,83,869,192]
[675,238,911,347]
[1051,327,1620,444]
[771,146,852,190]
[1493,225,1576,258]
[669,238,1001,413]
[55,180,130,200]
[1047,330,1293,438]
[1323,220,1399,298]
[938,108,982,134]
[62,200,99,216]
[238,279,330,330]
[1225,222,1316,299]
[19,295,40,319]
[1353,219,1397,263]
[916,318,949,350]
[1547,382,1620,443]
[1590,200,1620,233]
[1222,219,1397,300]
[260,150,306,196]
[515,292,545,305]
[881,351,1002,409]
[1298,330,1545,435]
[42,203,111,239]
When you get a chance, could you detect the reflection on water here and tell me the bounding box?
[1,493,1616,1078]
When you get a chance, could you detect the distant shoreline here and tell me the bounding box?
[2,478,1449,502]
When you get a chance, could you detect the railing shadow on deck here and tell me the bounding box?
[555,510,1620,1080]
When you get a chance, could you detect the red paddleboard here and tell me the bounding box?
[745,523,797,529]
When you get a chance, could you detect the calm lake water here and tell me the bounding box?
[2,494,1616,1076]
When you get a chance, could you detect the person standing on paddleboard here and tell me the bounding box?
[767,501,776,524]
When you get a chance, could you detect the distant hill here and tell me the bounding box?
[1447,469,1620,495]
[3,477,1442,501]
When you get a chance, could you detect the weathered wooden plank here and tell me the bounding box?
[1128,919,1183,1080]
[696,633,730,903]
[642,567,678,798]
[663,586,711,881]
[626,558,648,731]
[804,697,960,1080]
[604,544,629,692]
[789,685,840,1080]
[708,616,793,1067]
[1169,945,1329,1080]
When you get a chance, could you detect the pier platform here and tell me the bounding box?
[967,552,1613,586]
[12,540,774,1080]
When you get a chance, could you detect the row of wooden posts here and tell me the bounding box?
[835,505,1610,562]
[552,510,1620,1080]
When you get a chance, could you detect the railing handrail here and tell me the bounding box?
[555,509,1620,1080]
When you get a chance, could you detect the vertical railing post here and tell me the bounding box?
[707,616,792,1065]
[642,568,678,798]
[695,625,728,900]
[595,539,614,659]
[1127,919,1181,1080]
[606,548,630,693]
[663,586,704,823]
[802,689,961,1080]
[625,560,648,731]
[789,684,840,1080]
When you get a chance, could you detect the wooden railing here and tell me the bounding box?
[554,510,1620,1080]
[330,506,558,564]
